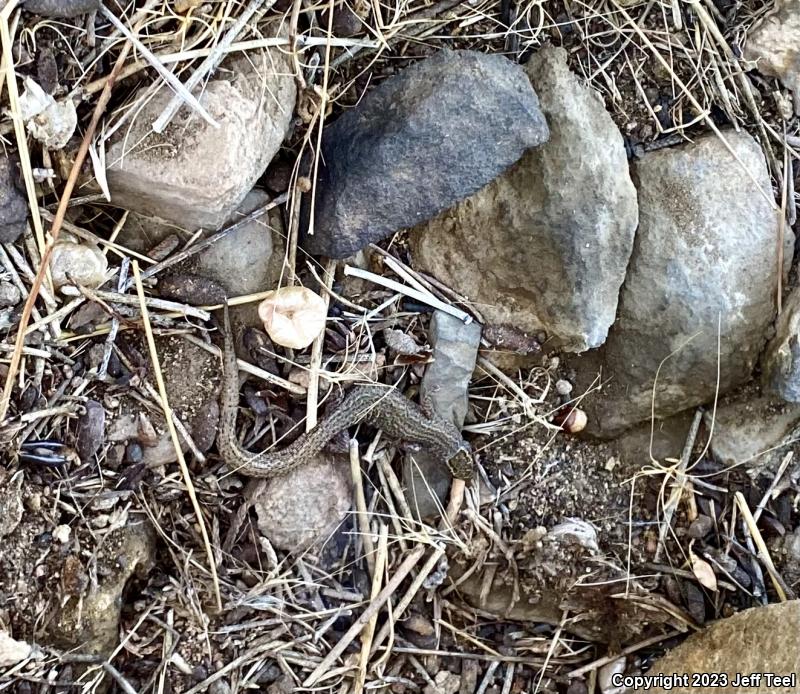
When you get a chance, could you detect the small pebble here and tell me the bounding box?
[52,524,71,543]
[0,281,21,307]
[403,613,435,636]
[126,442,144,464]
[687,515,715,539]
[556,378,573,396]
[50,235,107,291]
[26,493,42,512]
[209,680,232,694]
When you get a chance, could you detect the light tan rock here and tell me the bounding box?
[253,455,351,550]
[106,30,295,230]
[641,601,800,694]
[48,522,156,656]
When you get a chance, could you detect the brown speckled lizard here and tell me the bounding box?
[217,304,474,480]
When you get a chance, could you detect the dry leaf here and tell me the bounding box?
[690,550,718,591]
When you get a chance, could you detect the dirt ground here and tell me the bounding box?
[1,0,798,691]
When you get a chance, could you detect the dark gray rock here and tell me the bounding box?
[0,158,26,244]
[301,50,549,258]
[763,285,800,401]
[585,131,783,437]
[404,311,481,520]
[411,47,637,352]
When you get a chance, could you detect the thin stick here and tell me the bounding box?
[151,0,275,133]
[753,452,793,522]
[61,285,211,321]
[344,266,473,324]
[302,542,434,687]
[306,259,335,429]
[368,543,447,658]
[734,491,790,601]
[778,134,789,314]
[355,523,388,693]
[350,438,376,578]
[132,260,222,610]
[98,5,217,129]
[654,408,702,563]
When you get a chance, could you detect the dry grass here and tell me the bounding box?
[0,0,797,690]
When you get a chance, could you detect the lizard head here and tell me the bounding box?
[447,442,474,480]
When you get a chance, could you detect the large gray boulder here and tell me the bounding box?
[301,49,549,258]
[588,131,783,437]
[410,47,637,352]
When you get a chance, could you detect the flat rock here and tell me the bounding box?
[762,285,800,401]
[745,0,800,112]
[253,455,351,550]
[587,131,783,437]
[404,311,481,519]
[106,35,295,230]
[642,601,800,693]
[705,389,800,474]
[411,47,637,352]
[0,157,27,244]
[301,49,549,258]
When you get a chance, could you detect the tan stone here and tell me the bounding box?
[106,29,295,230]
[642,601,800,694]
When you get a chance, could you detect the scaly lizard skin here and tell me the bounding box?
[217,305,474,480]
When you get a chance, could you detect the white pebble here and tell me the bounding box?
[50,234,108,291]
[556,379,573,395]
[52,524,71,543]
